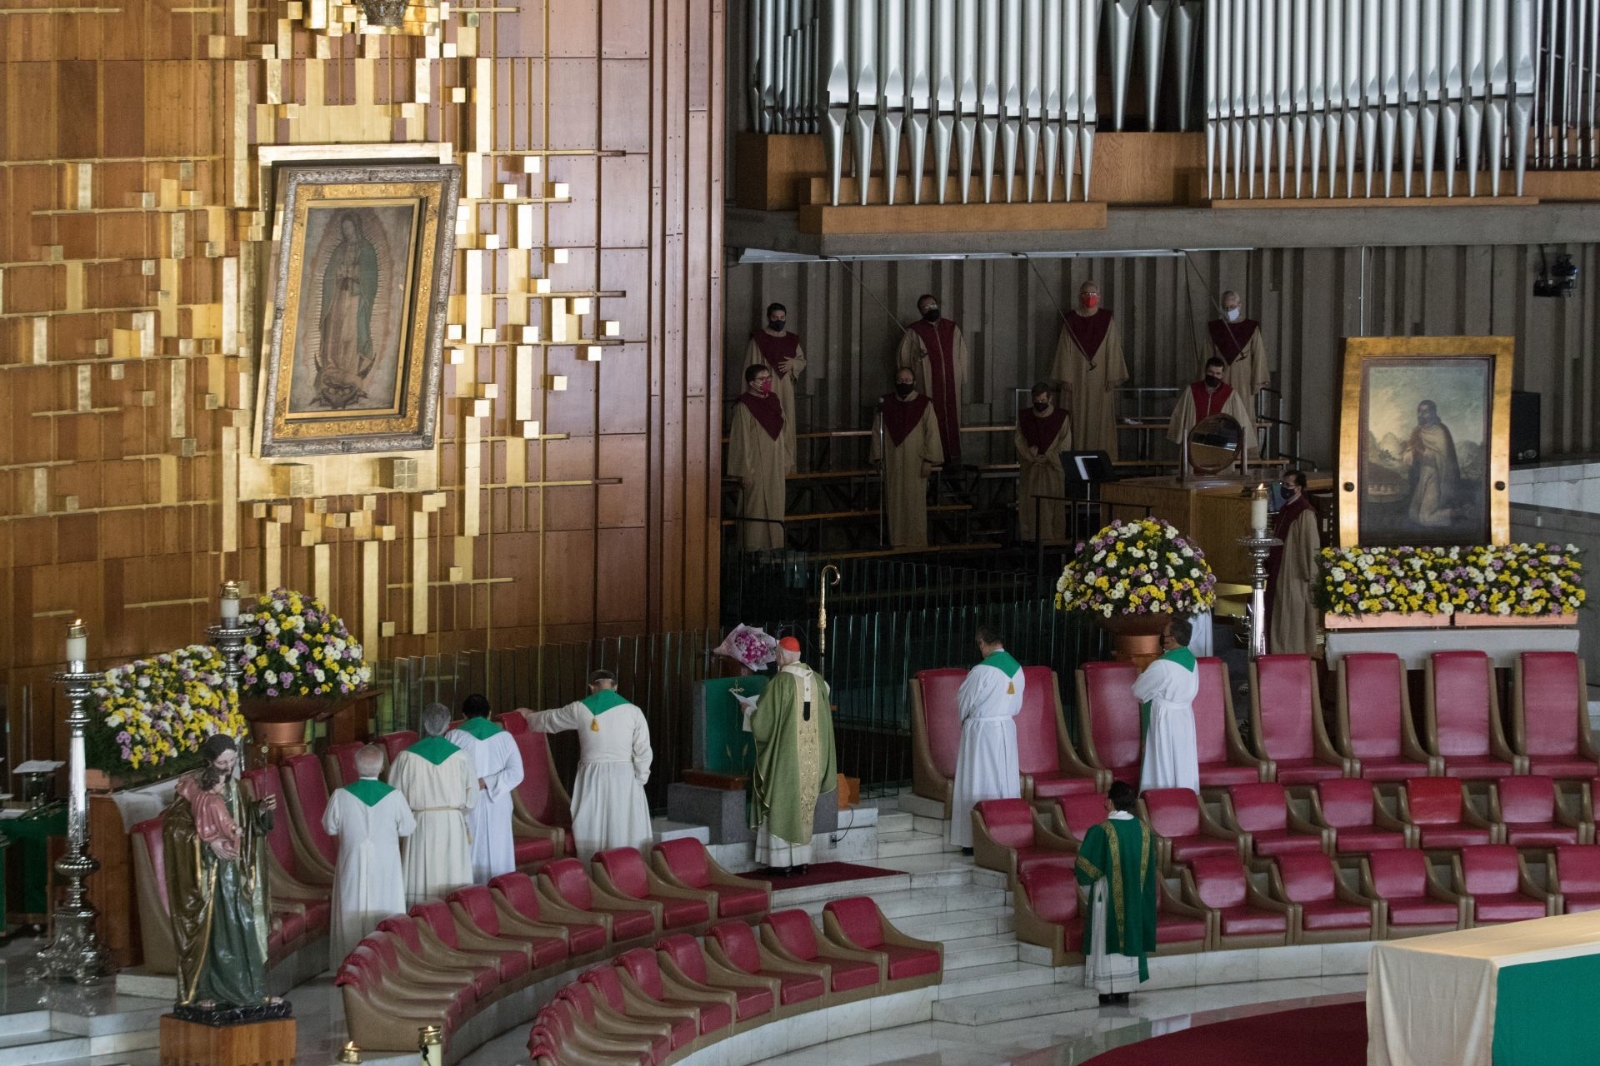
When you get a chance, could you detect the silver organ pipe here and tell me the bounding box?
[1172,1,1203,134]
[1205,0,1220,198]
[1062,0,1083,200]
[1274,0,1294,197]
[1465,0,1488,196]
[1142,2,1175,136]
[1023,0,1046,202]
[906,0,933,204]
[1400,0,1421,197]
[1341,0,1361,197]
[1487,0,1509,194]
[1249,0,1267,197]
[1000,0,1024,201]
[1421,0,1441,195]
[1081,0,1104,203]
[1042,0,1064,200]
[878,0,906,205]
[852,0,880,206]
[933,0,958,202]
[1308,0,1326,196]
[980,0,1002,202]
[957,0,981,202]
[1109,0,1141,134]
[1442,0,1464,195]
[1358,0,1378,198]
[1379,0,1400,197]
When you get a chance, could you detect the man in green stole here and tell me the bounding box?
[388,704,479,905]
[1074,781,1158,1005]
[447,693,524,882]
[744,636,837,876]
[1132,615,1201,795]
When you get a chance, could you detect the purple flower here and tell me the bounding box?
[267,687,279,697]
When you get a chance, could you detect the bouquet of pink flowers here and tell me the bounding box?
[714,624,779,670]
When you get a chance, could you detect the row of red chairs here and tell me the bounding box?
[529,900,942,1066]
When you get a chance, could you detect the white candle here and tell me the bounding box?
[221,581,240,621]
[1250,486,1269,534]
[66,619,87,666]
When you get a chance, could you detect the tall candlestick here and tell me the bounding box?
[1250,483,1269,533]
[66,619,87,667]
[220,580,241,621]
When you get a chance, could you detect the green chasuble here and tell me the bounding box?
[1140,646,1197,739]
[749,666,838,846]
[1073,815,1159,980]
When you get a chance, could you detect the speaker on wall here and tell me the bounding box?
[1510,391,1541,465]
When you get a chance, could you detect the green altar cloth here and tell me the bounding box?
[0,804,67,918]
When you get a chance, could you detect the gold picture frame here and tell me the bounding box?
[257,163,460,457]
[1336,336,1515,548]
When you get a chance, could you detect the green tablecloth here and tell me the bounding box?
[0,805,66,918]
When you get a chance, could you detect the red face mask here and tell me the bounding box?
[758,379,773,395]
[1081,294,1099,310]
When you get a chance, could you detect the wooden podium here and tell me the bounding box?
[159,1014,296,1066]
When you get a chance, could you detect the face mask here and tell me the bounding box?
[1268,482,1288,510]
[767,318,785,332]
[1033,401,1051,412]
[1081,294,1099,310]
[757,380,772,395]
[895,383,915,398]
[1225,307,1241,322]
[1205,375,1223,388]
[921,307,940,322]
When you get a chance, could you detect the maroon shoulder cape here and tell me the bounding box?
[908,318,963,461]
[751,330,801,378]
[1019,406,1070,454]
[734,392,784,441]
[881,393,932,447]
[1207,319,1260,363]
[1062,309,1114,361]
[1188,380,1236,421]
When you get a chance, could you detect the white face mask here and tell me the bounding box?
[1224,307,1241,323]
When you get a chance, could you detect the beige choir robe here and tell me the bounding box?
[1015,405,1073,541]
[387,736,479,906]
[871,392,944,548]
[446,717,524,883]
[1206,319,1272,397]
[897,318,968,463]
[322,777,415,963]
[1267,496,1321,655]
[726,392,792,551]
[745,329,807,460]
[1052,309,1129,460]
[524,691,653,860]
[1166,379,1255,469]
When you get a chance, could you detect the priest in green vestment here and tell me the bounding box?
[743,636,837,876]
[388,704,479,905]
[1133,615,1201,794]
[1074,781,1158,1004]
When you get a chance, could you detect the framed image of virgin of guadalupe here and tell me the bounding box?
[257,163,460,456]
[1336,336,1514,548]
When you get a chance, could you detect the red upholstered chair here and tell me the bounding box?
[354,934,478,1016]
[1423,651,1524,779]
[1336,653,1439,781]
[760,908,883,1003]
[704,920,827,1016]
[281,753,340,868]
[1512,653,1599,779]
[512,731,575,856]
[578,964,700,1052]
[1193,657,1272,790]
[375,915,503,999]
[970,798,1077,883]
[334,945,458,1053]
[1452,845,1560,923]
[1309,779,1415,854]
[821,897,943,990]
[1051,792,1115,848]
[613,948,735,1039]
[1075,662,1145,788]
[538,857,659,945]
[408,900,532,983]
[553,981,677,1064]
[1016,666,1107,802]
[1138,787,1243,874]
[530,996,664,1066]
[1154,880,1214,954]
[488,870,608,956]
[1267,854,1382,943]
[1012,866,1085,967]
[651,838,771,922]
[1181,855,1297,948]
[130,817,178,973]
[322,740,366,790]
[1398,777,1499,849]
[1219,782,1332,858]
[1584,778,1600,843]
[445,886,568,971]
[496,711,528,734]
[910,668,968,814]
[1361,852,1470,938]
[378,730,419,767]
[592,847,714,933]
[240,765,336,888]
[653,933,776,1026]
[1551,846,1600,913]
[1248,655,1351,785]
[1490,775,1589,849]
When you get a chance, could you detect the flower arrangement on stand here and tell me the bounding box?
[238,588,372,698]
[1319,543,1585,621]
[713,624,779,671]
[86,645,245,782]
[1056,518,1218,663]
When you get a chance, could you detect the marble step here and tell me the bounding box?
[794,882,1007,922]
[932,960,1058,999]
[895,905,1015,941]
[876,810,915,834]
[0,1027,161,1066]
[932,983,1101,1025]
[770,872,915,908]
[897,792,947,820]
[911,814,947,837]
[876,830,958,859]
[941,933,1020,970]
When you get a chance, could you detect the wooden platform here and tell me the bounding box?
[796,199,1105,235]
[159,1014,296,1066]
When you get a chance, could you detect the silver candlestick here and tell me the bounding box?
[208,581,262,760]
[1237,484,1282,660]
[35,619,115,983]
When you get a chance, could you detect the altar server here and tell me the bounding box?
[1015,382,1073,542]
[1074,781,1158,1006]
[745,302,806,458]
[388,703,479,906]
[522,670,653,859]
[1206,291,1272,398]
[446,693,524,882]
[897,293,969,464]
[948,626,1025,852]
[1132,616,1200,794]
[727,363,792,551]
[871,367,944,548]
[1051,280,1129,460]
[323,744,415,962]
[742,636,838,876]
[1268,469,1321,654]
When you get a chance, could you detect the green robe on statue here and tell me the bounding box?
[1074,814,1158,983]
[748,664,838,847]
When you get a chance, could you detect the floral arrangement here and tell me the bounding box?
[1318,543,1585,617]
[238,588,371,698]
[1055,518,1218,617]
[713,624,779,670]
[86,645,244,774]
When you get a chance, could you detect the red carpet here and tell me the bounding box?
[1081,1002,1366,1066]
[743,861,902,888]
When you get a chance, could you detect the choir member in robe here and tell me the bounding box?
[522,670,653,860]
[323,744,416,963]
[1051,280,1129,460]
[1207,290,1272,398]
[726,364,792,551]
[744,302,806,460]
[897,293,969,465]
[1267,469,1321,655]
[1167,357,1255,471]
[446,693,524,883]
[870,368,944,548]
[1132,616,1200,794]
[388,703,479,906]
[947,626,1025,852]
[742,636,837,876]
[1074,781,1157,1005]
[1015,382,1073,542]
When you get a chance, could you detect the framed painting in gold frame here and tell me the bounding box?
[1336,336,1514,548]
[257,163,460,457]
